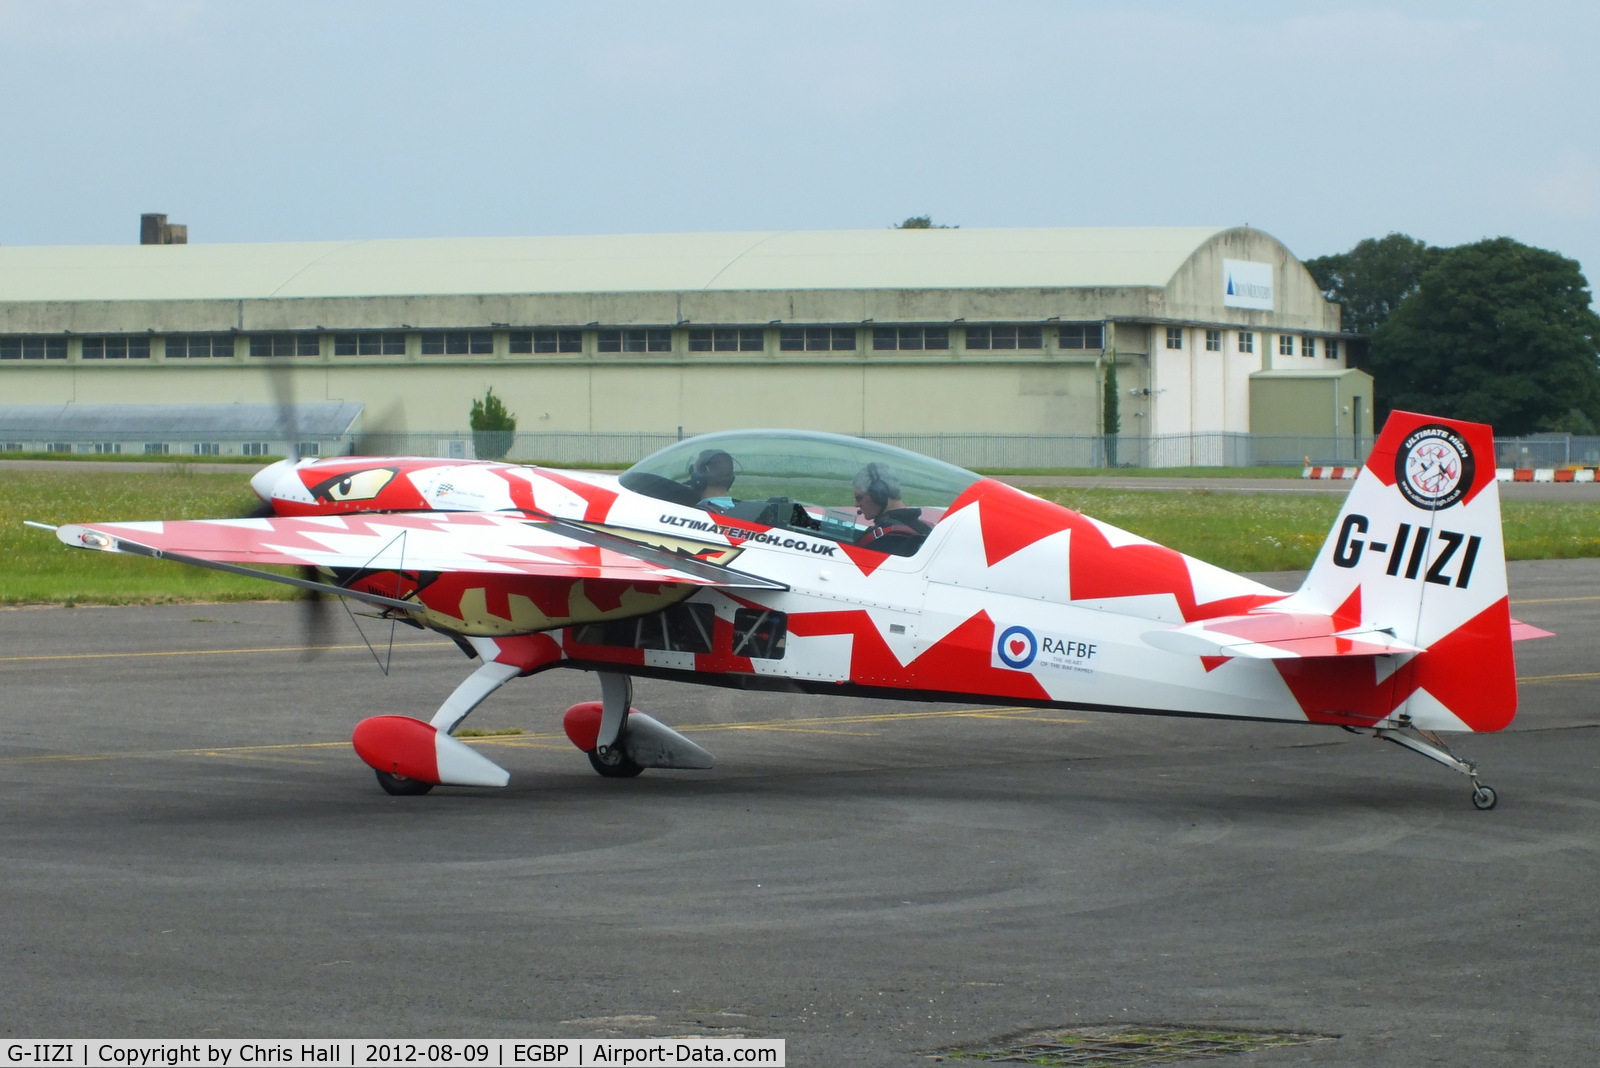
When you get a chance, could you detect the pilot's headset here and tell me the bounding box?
[862,462,900,509]
[687,449,736,495]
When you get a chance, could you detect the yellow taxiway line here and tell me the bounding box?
[1516,671,1600,684]
[0,706,1085,765]
[0,641,455,663]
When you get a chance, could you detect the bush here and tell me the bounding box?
[469,387,517,460]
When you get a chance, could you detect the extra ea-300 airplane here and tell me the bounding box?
[34,410,1547,808]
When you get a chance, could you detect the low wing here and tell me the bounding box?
[54,511,786,593]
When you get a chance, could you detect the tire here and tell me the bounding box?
[588,748,645,778]
[1471,784,1498,810]
[375,769,435,796]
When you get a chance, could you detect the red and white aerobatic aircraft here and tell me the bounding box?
[39,410,1545,807]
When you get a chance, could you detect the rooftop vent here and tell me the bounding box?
[140,213,188,245]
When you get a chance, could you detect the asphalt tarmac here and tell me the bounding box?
[2,562,1598,1064]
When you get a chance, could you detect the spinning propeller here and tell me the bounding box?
[251,357,333,656]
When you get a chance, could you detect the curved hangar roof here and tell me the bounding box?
[0,227,1242,303]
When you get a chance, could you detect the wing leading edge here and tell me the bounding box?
[54,511,787,596]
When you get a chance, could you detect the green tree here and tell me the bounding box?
[894,215,957,229]
[1304,233,1441,336]
[1102,356,1121,467]
[1368,237,1600,434]
[469,386,517,460]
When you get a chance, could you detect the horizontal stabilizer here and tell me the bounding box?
[1144,611,1424,660]
[1510,619,1554,641]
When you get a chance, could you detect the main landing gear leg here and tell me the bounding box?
[1371,727,1498,810]
[590,672,644,778]
[430,658,523,734]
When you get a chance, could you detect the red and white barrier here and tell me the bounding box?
[1303,465,1599,483]
[1495,468,1598,483]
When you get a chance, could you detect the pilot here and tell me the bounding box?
[686,449,736,511]
[851,462,932,555]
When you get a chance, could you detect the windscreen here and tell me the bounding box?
[620,430,980,556]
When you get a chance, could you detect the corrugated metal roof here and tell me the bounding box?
[0,403,363,435]
[0,227,1231,302]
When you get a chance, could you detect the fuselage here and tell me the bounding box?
[250,452,1332,726]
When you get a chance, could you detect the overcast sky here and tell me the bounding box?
[3,0,1597,291]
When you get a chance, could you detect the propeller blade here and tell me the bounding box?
[242,357,304,520]
[264,356,301,464]
[298,566,333,660]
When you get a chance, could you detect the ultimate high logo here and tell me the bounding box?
[1395,424,1474,510]
[996,625,1038,670]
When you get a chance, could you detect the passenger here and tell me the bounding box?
[851,462,932,555]
[686,449,736,511]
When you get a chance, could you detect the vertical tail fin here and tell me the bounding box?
[1293,411,1514,731]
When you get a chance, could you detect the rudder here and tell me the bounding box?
[1292,411,1514,732]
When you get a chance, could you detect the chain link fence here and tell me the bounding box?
[1493,435,1600,468]
[8,423,1598,471]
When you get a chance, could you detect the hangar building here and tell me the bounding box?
[0,226,1371,464]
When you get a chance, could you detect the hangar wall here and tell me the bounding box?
[0,226,1350,460]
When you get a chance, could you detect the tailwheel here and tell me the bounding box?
[375,769,435,796]
[1472,783,1498,810]
[588,747,645,779]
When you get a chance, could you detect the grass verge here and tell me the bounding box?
[1,469,295,605]
[0,451,265,464]
[1032,488,1600,572]
[5,471,1597,605]
[975,465,1305,478]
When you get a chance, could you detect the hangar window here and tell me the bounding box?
[1238,331,1255,354]
[1326,338,1340,360]
[143,443,170,455]
[82,336,151,359]
[873,326,949,351]
[242,442,270,456]
[780,327,855,352]
[193,443,220,456]
[334,332,405,356]
[167,334,235,358]
[597,328,671,353]
[1278,334,1294,356]
[1057,324,1104,349]
[1302,336,1316,358]
[691,327,766,352]
[94,443,121,455]
[421,331,493,355]
[509,330,584,354]
[0,335,68,360]
[966,325,1042,350]
[1205,329,1222,351]
[248,334,318,358]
